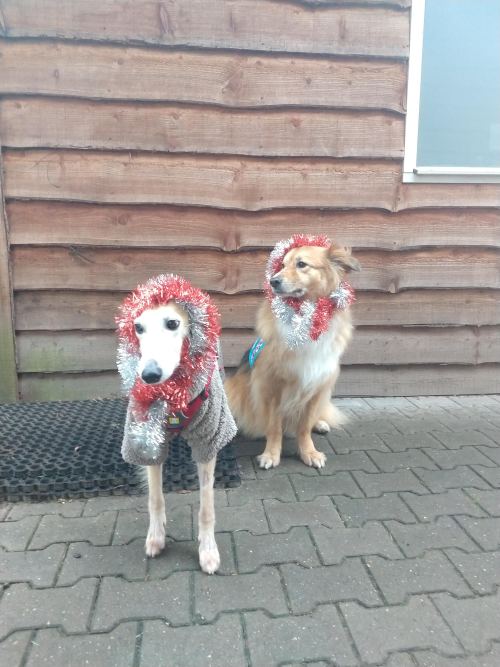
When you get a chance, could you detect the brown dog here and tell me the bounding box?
[225,235,360,469]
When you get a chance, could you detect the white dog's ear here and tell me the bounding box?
[328,244,361,273]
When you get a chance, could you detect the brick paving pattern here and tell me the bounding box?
[1,395,500,666]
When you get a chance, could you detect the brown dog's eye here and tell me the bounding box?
[165,319,180,331]
[134,322,144,335]
[296,260,307,269]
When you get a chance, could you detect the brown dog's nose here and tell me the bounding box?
[270,277,282,289]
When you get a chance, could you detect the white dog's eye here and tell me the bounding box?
[134,322,145,335]
[296,260,307,269]
[165,319,180,331]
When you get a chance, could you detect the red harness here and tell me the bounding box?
[164,382,211,432]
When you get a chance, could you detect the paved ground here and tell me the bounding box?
[1,395,500,666]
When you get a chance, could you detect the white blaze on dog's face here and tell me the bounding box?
[133,302,190,384]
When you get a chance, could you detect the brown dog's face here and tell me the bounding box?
[269,244,360,301]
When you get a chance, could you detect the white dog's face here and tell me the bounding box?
[133,302,189,384]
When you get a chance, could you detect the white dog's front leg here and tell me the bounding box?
[197,458,220,574]
[145,464,166,557]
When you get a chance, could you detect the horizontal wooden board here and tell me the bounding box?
[0,0,409,58]
[16,326,500,373]
[3,150,401,210]
[0,40,407,111]
[7,201,500,249]
[14,289,500,331]
[0,98,404,158]
[11,247,500,293]
[18,364,500,402]
[397,183,500,210]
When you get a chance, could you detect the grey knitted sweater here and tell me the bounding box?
[121,363,237,466]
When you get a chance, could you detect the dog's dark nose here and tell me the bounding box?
[270,277,282,289]
[141,361,162,384]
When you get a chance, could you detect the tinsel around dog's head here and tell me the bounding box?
[116,274,221,412]
[265,234,331,286]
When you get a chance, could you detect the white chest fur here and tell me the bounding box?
[280,316,344,393]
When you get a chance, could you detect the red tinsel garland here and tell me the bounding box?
[116,274,220,415]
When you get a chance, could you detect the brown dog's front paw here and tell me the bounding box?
[299,449,326,469]
[257,451,281,469]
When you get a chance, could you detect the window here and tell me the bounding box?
[404,0,500,183]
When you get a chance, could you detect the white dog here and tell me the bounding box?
[116,275,237,574]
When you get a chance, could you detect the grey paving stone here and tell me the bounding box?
[353,470,428,497]
[456,516,500,550]
[334,493,416,527]
[408,396,461,410]
[281,560,381,612]
[432,429,498,449]
[415,644,500,666]
[341,596,462,664]
[447,549,500,594]
[0,630,32,667]
[368,449,438,472]
[364,397,418,411]
[236,455,257,479]
[289,472,363,500]
[214,500,269,535]
[0,579,97,640]
[427,446,497,469]
[264,497,342,533]
[466,488,500,515]
[148,532,236,577]
[0,503,11,521]
[227,475,295,506]
[317,450,378,474]
[57,540,147,585]
[0,516,39,551]
[83,494,148,516]
[414,466,492,493]
[343,418,399,437]
[8,500,85,520]
[479,427,500,445]
[245,606,358,667]
[311,523,402,564]
[380,432,444,452]
[112,506,192,545]
[0,544,65,587]
[386,516,477,557]
[473,465,500,488]
[92,573,190,630]
[433,590,500,653]
[450,396,500,409]
[477,445,500,465]
[26,623,137,667]
[30,512,116,549]
[195,566,287,621]
[389,416,453,434]
[366,551,471,604]
[401,489,486,522]
[327,433,390,454]
[234,526,320,573]
[140,616,246,667]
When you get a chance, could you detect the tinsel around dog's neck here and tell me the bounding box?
[265,234,355,349]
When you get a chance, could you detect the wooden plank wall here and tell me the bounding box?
[0,0,499,401]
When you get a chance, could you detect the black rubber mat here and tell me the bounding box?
[0,398,240,502]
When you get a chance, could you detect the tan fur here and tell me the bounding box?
[225,242,360,469]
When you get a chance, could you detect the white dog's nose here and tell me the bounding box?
[141,360,162,384]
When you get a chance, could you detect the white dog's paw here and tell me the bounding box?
[313,420,331,434]
[145,516,166,557]
[257,451,280,469]
[299,449,327,469]
[199,546,221,574]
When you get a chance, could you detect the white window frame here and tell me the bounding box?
[403,0,500,184]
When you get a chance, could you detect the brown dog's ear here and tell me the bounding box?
[328,244,361,272]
